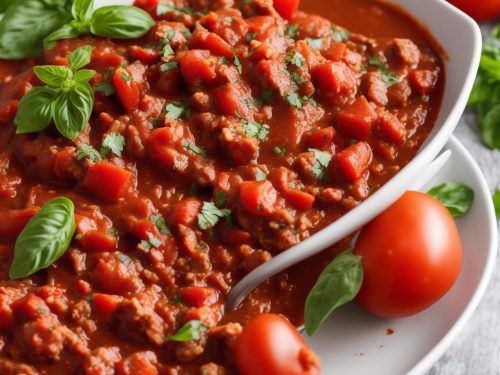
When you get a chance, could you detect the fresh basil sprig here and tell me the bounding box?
[0,0,72,59]
[304,248,363,336]
[15,45,95,141]
[44,0,154,49]
[168,320,208,342]
[427,182,474,219]
[0,0,17,14]
[9,197,76,280]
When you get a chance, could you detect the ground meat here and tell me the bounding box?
[83,346,121,375]
[392,38,420,66]
[364,72,388,106]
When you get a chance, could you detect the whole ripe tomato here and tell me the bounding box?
[448,0,500,21]
[234,313,320,375]
[353,191,462,318]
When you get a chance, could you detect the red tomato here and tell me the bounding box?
[273,0,300,20]
[113,68,140,113]
[354,191,462,318]
[234,314,320,375]
[239,180,278,217]
[448,0,500,21]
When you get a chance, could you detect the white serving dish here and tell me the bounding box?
[307,136,498,374]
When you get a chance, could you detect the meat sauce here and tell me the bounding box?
[0,0,444,373]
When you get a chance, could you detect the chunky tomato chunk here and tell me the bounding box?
[334,142,373,182]
[239,180,278,217]
[336,96,378,140]
[81,162,133,203]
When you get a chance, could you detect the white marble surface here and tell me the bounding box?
[428,111,500,375]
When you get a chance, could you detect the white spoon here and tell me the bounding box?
[226,149,453,310]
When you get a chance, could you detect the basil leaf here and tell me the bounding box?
[0,0,71,59]
[44,22,83,50]
[15,87,57,134]
[72,0,93,21]
[478,102,500,149]
[74,69,96,82]
[9,197,76,280]
[34,65,72,87]
[53,82,94,141]
[168,320,208,342]
[304,248,363,336]
[0,0,17,13]
[493,190,500,217]
[427,182,474,218]
[68,45,92,72]
[90,5,154,39]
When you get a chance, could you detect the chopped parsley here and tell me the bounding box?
[182,140,208,160]
[95,81,115,96]
[160,61,179,72]
[198,202,231,230]
[309,148,332,180]
[150,215,171,235]
[165,100,190,119]
[285,50,306,68]
[291,71,305,85]
[307,38,323,50]
[368,55,400,86]
[77,144,102,163]
[332,27,350,42]
[254,89,274,107]
[285,24,299,39]
[243,120,270,141]
[168,320,208,342]
[246,31,257,43]
[286,92,303,108]
[120,71,132,83]
[274,146,287,156]
[159,28,175,57]
[117,253,132,266]
[234,56,242,74]
[255,168,267,181]
[214,190,227,207]
[100,132,125,158]
[140,234,162,252]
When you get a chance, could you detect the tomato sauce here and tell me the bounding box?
[0,0,444,373]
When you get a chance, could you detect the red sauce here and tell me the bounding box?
[0,0,443,373]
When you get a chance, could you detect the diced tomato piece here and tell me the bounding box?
[336,96,377,140]
[81,162,133,203]
[179,50,217,86]
[409,69,438,95]
[377,112,406,144]
[273,0,300,20]
[113,68,140,113]
[91,51,125,70]
[0,207,39,237]
[12,294,50,320]
[116,352,159,375]
[91,293,121,321]
[180,287,218,307]
[126,218,159,240]
[215,83,254,119]
[168,198,202,227]
[305,127,335,150]
[189,28,234,58]
[311,62,357,98]
[284,189,315,211]
[239,180,278,217]
[129,46,160,64]
[334,142,373,182]
[323,42,347,62]
[79,231,117,253]
[217,226,251,247]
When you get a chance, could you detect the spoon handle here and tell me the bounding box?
[226,149,453,310]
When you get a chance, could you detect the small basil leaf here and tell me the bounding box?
[68,45,92,72]
[493,190,500,217]
[427,182,474,218]
[304,248,363,336]
[168,320,208,342]
[34,65,72,86]
[53,82,93,140]
[14,86,57,134]
[74,69,96,82]
[72,0,93,21]
[0,0,71,59]
[90,5,154,39]
[478,102,500,149]
[44,22,83,50]
[9,197,76,280]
